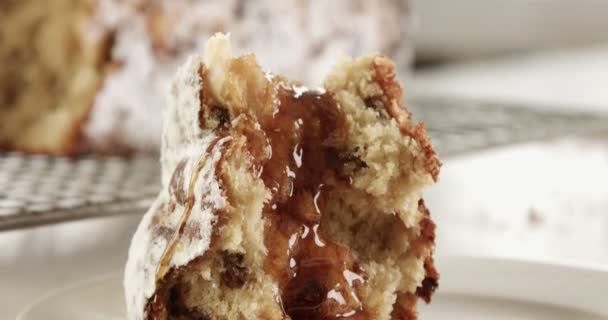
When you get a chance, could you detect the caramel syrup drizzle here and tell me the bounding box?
[255,87,369,319]
[156,136,232,281]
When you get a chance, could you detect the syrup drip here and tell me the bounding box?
[244,86,369,319]
[156,136,231,281]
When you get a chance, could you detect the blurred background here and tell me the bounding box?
[409,0,608,267]
[412,0,608,109]
[1,0,608,318]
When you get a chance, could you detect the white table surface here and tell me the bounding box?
[414,45,608,266]
[3,46,608,319]
[428,138,608,266]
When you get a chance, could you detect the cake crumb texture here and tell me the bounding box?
[125,34,439,320]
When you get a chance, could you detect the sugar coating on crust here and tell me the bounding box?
[124,137,229,319]
[161,54,208,184]
[124,48,230,319]
[125,33,439,320]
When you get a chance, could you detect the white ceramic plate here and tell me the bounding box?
[18,256,608,320]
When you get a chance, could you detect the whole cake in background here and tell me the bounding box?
[125,33,439,320]
[0,0,411,154]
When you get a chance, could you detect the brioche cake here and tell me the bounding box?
[125,33,439,320]
[0,0,410,154]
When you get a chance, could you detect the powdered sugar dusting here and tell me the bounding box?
[124,196,165,319]
[124,35,235,320]
[170,136,231,268]
[292,85,309,98]
[124,139,228,320]
[161,54,208,185]
[264,71,275,82]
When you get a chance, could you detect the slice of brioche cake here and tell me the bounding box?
[125,33,440,320]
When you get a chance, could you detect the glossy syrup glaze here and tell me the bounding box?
[238,85,369,319]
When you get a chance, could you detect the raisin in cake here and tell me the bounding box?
[0,0,410,154]
[124,33,439,320]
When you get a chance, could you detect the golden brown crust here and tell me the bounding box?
[371,56,405,111]
[390,292,418,320]
[413,199,438,304]
[408,123,441,182]
[370,56,441,182]
[389,200,437,319]
[416,257,439,304]
[412,199,436,258]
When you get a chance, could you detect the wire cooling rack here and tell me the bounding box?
[1,97,607,231]
[407,96,608,156]
[0,154,159,231]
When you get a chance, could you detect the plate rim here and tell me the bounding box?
[16,273,121,320]
[439,253,608,274]
[434,254,608,316]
